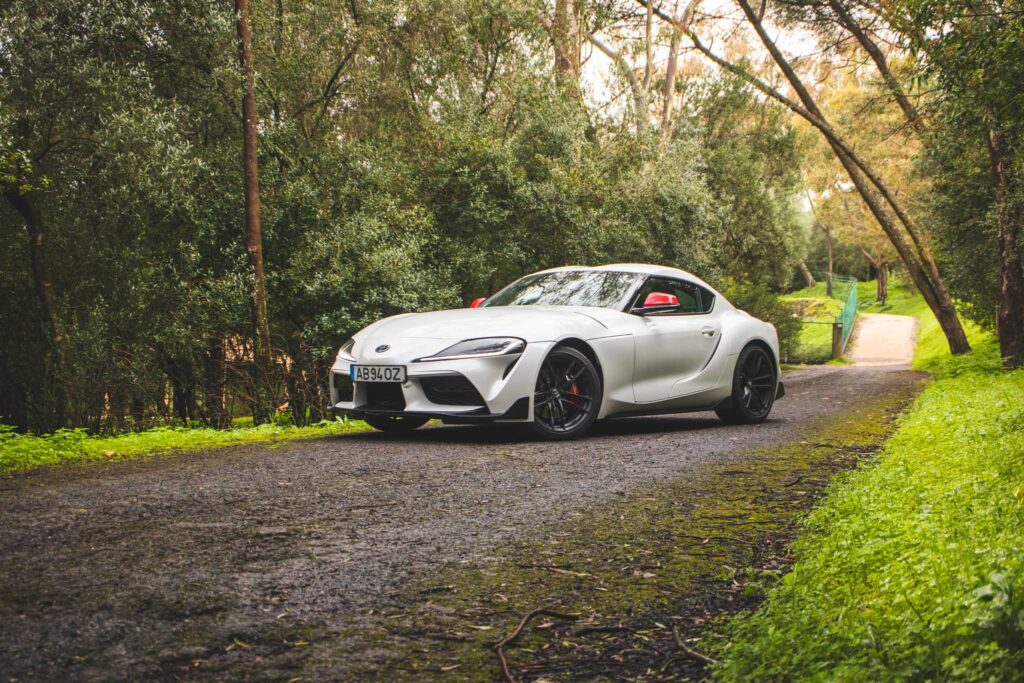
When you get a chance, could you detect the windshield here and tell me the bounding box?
[483,270,643,309]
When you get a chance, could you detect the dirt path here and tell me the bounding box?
[0,365,924,681]
[846,313,919,365]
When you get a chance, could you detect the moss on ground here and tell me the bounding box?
[332,385,922,681]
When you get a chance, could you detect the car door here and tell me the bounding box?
[630,277,722,402]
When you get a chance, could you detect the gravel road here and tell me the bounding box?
[0,364,923,681]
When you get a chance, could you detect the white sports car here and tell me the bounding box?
[330,264,784,439]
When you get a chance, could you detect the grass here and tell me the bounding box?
[714,288,1023,681]
[787,322,835,363]
[781,283,846,363]
[0,417,371,473]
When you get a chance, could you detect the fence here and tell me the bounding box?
[787,275,859,363]
[833,275,858,355]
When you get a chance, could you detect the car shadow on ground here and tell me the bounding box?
[337,414,732,445]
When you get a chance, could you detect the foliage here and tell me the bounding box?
[0,0,807,433]
[779,282,847,363]
[891,0,1024,333]
[0,418,369,473]
[720,278,802,360]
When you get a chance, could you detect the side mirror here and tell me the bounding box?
[469,297,487,308]
[630,291,679,315]
[643,292,679,308]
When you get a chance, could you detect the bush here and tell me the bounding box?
[720,278,802,360]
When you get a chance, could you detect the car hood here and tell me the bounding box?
[357,306,622,344]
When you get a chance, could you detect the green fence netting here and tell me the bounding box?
[832,275,858,353]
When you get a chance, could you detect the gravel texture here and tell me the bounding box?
[0,364,923,681]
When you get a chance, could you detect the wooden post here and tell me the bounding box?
[832,322,843,359]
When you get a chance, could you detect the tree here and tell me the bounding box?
[634,0,971,354]
[233,0,275,423]
[776,0,1024,365]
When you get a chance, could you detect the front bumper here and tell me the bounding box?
[334,396,532,424]
[329,339,552,423]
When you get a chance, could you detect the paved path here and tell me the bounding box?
[0,363,924,681]
[846,313,919,365]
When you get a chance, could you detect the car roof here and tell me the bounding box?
[537,263,717,291]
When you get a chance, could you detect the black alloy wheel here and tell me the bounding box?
[716,344,776,424]
[529,346,602,440]
[364,414,430,434]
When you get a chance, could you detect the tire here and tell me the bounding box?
[364,414,430,434]
[716,344,776,425]
[529,346,602,440]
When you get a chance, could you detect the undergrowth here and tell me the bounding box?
[715,288,1022,681]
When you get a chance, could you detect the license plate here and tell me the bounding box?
[351,365,407,383]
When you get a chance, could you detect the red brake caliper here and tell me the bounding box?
[568,382,580,407]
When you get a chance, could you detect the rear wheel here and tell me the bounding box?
[529,346,601,440]
[364,414,430,433]
[716,344,776,425]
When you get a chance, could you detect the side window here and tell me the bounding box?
[632,277,708,314]
[697,285,715,313]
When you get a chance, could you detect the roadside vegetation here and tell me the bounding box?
[0,417,368,473]
[779,284,846,363]
[714,296,1021,680]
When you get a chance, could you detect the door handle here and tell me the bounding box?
[700,326,716,337]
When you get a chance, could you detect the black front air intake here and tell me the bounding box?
[363,382,406,411]
[332,372,354,401]
[420,375,485,407]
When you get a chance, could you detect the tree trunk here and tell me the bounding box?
[235,0,275,422]
[988,128,1024,368]
[859,245,887,304]
[797,260,816,288]
[661,11,683,140]
[4,189,69,425]
[822,223,834,296]
[200,336,229,428]
[552,0,582,99]
[643,0,654,92]
[586,33,648,131]
[878,261,888,304]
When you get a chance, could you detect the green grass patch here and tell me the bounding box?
[781,284,845,363]
[788,322,834,364]
[715,286,1021,681]
[0,418,371,473]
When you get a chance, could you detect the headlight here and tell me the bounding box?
[415,337,525,362]
[337,338,356,361]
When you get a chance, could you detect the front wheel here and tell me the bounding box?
[529,346,602,440]
[364,414,430,434]
[716,344,776,425]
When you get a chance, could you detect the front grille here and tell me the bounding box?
[420,375,485,407]
[332,372,354,401]
[363,382,406,411]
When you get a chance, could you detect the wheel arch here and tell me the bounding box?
[742,337,779,372]
[552,337,605,385]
